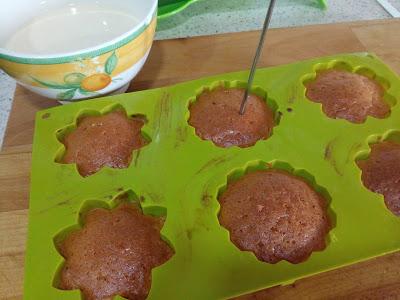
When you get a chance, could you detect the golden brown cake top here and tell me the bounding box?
[62,110,147,177]
[218,169,331,264]
[188,87,275,148]
[58,203,173,300]
[358,141,400,216]
[306,69,390,123]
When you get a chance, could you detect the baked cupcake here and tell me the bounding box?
[58,203,173,300]
[188,87,275,148]
[62,110,147,176]
[358,141,400,216]
[306,69,390,123]
[218,169,331,264]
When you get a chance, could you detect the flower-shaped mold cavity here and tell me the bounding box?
[187,80,280,148]
[216,160,334,265]
[53,190,174,300]
[55,103,151,177]
[355,130,400,216]
[302,60,397,124]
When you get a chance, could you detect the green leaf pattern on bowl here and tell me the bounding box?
[30,51,119,101]
[105,51,118,75]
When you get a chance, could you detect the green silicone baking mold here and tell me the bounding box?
[157,0,328,19]
[24,53,400,300]
[158,0,197,19]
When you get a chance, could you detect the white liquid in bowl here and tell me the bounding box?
[5,3,139,55]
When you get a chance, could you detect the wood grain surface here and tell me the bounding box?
[1,19,400,300]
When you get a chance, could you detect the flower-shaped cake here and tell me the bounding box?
[60,109,148,177]
[57,202,173,300]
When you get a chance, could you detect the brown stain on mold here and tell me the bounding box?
[145,190,164,203]
[57,200,70,206]
[200,181,215,209]
[193,208,211,232]
[324,139,343,176]
[201,194,213,208]
[175,126,189,148]
[186,229,193,240]
[133,149,141,167]
[287,85,298,104]
[182,183,214,242]
[37,199,72,214]
[184,208,212,241]
[324,140,334,160]
[196,154,234,175]
[154,92,172,135]
[42,112,51,119]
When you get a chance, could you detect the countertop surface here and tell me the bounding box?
[0,0,399,147]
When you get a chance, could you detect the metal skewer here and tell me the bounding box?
[239,0,277,115]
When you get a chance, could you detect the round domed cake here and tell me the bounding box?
[188,87,275,148]
[62,110,147,177]
[218,169,331,264]
[58,203,173,300]
[305,69,390,123]
[358,141,400,216]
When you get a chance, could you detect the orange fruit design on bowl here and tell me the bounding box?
[80,73,112,92]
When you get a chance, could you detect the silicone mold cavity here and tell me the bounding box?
[354,130,400,216]
[355,130,400,162]
[54,103,151,177]
[52,190,173,298]
[216,160,335,264]
[302,60,397,123]
[186,80,280,148]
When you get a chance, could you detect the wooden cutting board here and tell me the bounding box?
[1,19,400,300]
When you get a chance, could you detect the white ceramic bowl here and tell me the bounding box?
[0,0,157,101]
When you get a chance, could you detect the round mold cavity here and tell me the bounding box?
[301,60,397,124]
[52,190,174,298]
[54,103,151,177]
[355,130,400,216]
[186,80,281,149]
[216,160,335,265]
